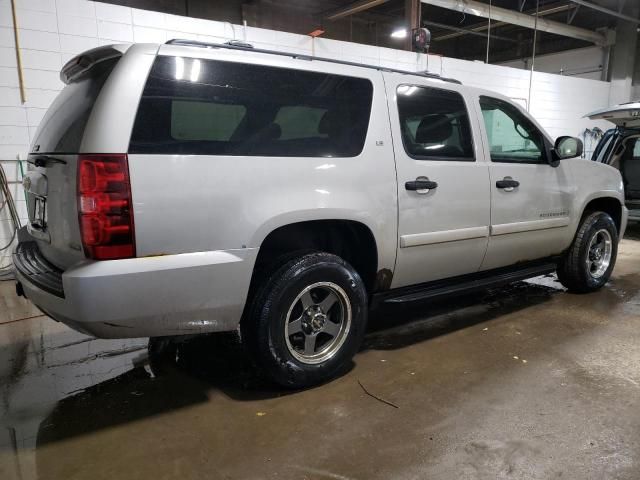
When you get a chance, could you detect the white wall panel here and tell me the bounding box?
[17,29,59,51]
[22,68,62,89]
[0,87,20,106]
[16,0,57,13]
[95,2,131,24]
[55,0,95,18]
[57,14,97,37]
[0,106,27,125]
[0,26,15,47]
[0,46,17,67]
[20,49,61,70]
[15,9,57,32]
[131,8,165,29]
[0,66,19,87]
[97,20,133,42]
[0,2,12,28]
[59,33,98,54]
[133,26,166,43]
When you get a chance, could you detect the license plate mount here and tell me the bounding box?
[32,196,47,231]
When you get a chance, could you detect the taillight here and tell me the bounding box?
[77,154,135,260]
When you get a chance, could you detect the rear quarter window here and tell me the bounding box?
[129,56,373,157]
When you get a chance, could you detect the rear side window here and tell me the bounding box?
[31,58,118,154]
[129,56,374,157]
[171,101,246,141]
[396,85,474,161]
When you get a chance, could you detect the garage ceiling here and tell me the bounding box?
[105,0,638,63]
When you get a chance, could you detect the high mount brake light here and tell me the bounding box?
[77,154,135,260]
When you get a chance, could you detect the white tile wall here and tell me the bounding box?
[58,14,97,37]
[16,0,57,13]
[59,33,99,54]
[55,0,95,18]
[18,29,60,51]
[0,46,17,67]
[0,87,20,105]
[20,49,62,70]
[97,20,133,42]
[95,2,130,23]
[14,9,58,33]
[0,0,622,268]
[0,26,15,47]
[0,106,27,126]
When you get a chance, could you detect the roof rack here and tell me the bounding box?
[165,39,462,85]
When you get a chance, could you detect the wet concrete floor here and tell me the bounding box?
[1,224,640,480]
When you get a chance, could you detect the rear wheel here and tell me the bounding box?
[557,211,618,293]
[242,252,367,388]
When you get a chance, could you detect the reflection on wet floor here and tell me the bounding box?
[1,224,639,480]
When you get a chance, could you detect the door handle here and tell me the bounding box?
[405,178,438,192]
[496,177,519,192]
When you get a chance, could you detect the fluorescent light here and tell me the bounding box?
[391,28,407,39]
[175,56,184,80]
[190,59,201,82]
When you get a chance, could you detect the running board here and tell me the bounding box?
[372,261,557,307]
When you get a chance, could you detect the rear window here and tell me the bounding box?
[31,58,118,154]
[129,56,373,157]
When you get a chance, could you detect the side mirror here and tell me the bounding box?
[554,136,583,161]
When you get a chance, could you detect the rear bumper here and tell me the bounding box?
[15,244,258,338]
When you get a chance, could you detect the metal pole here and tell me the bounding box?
[527,0,539,112]
[485,0,492,63]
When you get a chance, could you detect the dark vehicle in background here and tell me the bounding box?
[589,102,640,222]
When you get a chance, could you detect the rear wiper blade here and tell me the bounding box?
[28,155,67,167]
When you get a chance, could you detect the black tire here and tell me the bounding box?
[557,211,618,293]
[241,252,368,388]
[147,336,179,376]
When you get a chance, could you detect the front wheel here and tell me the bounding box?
[241,252,368,388]
[557,211,618,293]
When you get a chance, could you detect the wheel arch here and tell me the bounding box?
[248,219,384,296]
[580,195,623,233]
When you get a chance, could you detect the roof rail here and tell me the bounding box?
[164,39,462,85]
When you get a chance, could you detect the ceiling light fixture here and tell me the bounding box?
[391,28,407,39]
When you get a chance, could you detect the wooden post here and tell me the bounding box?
[10,0,26,104]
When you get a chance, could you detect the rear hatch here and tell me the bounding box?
[586,102,640,128]
[24,46,124,270]
[587,102,640,203]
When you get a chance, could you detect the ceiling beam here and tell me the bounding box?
[323,0,392,21]
[568,0,639,24]
[422,0,607,45]
[433,4,573,42]
[423,19,518,43]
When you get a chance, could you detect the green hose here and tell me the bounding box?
[18,158,26,202]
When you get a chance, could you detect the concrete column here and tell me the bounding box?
[608,3,639,105]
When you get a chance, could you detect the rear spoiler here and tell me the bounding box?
[60,44,129,84]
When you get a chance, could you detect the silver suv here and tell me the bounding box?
[14,40,628,387]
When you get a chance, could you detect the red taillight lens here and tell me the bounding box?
[77,154,135,260]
